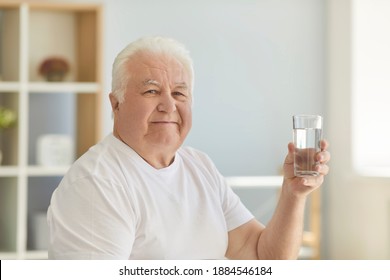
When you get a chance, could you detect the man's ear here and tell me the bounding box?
[109,93,120,111]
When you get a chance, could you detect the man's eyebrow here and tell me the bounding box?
[142,79,188,89]
[142,79,160,86]
[174,82,188,89]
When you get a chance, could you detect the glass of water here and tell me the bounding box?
[293,115,323,177]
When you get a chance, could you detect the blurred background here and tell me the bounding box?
[0,0,389,260]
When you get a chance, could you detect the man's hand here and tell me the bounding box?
[282,140,330,197]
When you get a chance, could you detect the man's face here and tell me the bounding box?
[110,51,192,166]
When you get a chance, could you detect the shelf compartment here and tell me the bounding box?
[0,91,19,166]
[0,5,20,82]
[27,176,61,251]
[28,92,76,166]
[28,6,101,83]
[0,177,18,253]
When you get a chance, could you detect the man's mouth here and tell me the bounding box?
[151,121,178,125]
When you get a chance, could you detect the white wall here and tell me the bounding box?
[352,0,390,175]
[327,0,390,259]
[101,0,326,177]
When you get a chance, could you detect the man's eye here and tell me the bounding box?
[172,91,187,98]
[144,90,158,95]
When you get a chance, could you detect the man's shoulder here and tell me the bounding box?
[179,146,210,161]
[178,146,218,171]
[65,134,125,180]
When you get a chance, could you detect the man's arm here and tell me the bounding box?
[226,140,330,259]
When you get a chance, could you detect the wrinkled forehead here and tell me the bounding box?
[127,51,192,88]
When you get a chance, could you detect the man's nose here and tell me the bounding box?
[157,93,176,113]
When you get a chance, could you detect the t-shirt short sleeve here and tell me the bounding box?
[222,183,254,231]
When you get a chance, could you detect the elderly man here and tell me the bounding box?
[47,36,330,260]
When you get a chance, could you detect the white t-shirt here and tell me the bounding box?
[47,134,253,259]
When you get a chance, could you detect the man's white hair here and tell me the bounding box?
[111,36,194,103]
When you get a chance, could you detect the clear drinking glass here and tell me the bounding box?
[293,115,323,177]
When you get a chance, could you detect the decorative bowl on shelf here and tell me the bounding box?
[39,57,70,82]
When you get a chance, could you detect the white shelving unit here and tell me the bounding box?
[0,1,102,260]
[226,176,283,189]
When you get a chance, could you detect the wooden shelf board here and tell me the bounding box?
[0,252,18,260]
[227,176,283,188]
[27,166,70,177]
[25,250,48,260]
[0,82,20,91]
[28,82,100,93]
[0,2,21,9]
[28,2,102,12]
[0,166,19,177]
